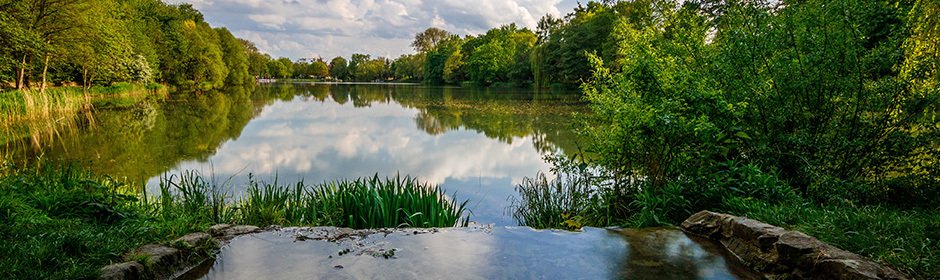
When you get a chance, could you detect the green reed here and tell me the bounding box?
[150,172,470,229]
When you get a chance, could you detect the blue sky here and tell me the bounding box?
[167,0,582,60]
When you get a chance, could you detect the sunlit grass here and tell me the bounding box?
[1,84,167,149]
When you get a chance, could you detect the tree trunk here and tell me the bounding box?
[40,54,50,93]
[82,65,91,111]
[16,54,27,90]
[82,65,89,95]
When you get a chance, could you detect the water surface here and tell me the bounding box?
[192,227,754,280]
[4,83,586,225]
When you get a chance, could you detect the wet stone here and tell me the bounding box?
[173,232,212,248]
[680,211,908,280]
[99,261,145,280]
[128,244,180,267]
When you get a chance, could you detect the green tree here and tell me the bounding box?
[412,27,453,53]
[216,27,251,85]
[391,53,425,82]
[276,57,293,78]
[308,60,330,79]
[463,24,536,85]
[329,56,348,80]
[348,53,371,81]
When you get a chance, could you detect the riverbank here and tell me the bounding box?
[0,163,466,279]
[511,169,939,279]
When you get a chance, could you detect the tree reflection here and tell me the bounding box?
[6,83,587,188]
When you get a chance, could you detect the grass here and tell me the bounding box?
[1,83,167,149]
[510,163,939,279]
[0,162,469,279]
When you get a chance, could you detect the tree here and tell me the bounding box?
[216,28,251,85]
[277,57,294,78]
[348,53,371,81]
[308,60,329,79]
[463,24,536,85]
[329,56,348,80]
[424,36,463,84]
[391,53,424,82]
[412,27,453,53]
[354,58,388,82]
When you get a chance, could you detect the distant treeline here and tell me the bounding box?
[0,0,273,90]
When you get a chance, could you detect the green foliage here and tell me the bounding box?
[0,0,269,90]
[391,54,425,82]
[216,28,252,86]
[307,60,330,79]
[329,56,349,80]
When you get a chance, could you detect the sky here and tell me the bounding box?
[165,0,582,61]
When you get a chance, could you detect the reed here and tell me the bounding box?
[146,172,470,229]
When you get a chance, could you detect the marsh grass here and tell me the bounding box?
[1,84,166,150]
[150,171,470,229]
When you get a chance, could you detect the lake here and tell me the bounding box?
[4,83,587,225]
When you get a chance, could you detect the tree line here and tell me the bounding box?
[0,0,275,91]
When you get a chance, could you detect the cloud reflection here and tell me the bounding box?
[149,91,553,223]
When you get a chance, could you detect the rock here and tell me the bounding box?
[220,225,260,238]
[208,224,234,236]
[128,244,181,268]
[173,232,213,248]
[774,231,824,267]
[99,261,145,280]
[209,224,261,240]
[680,211,908,280]
[813,259,909,280]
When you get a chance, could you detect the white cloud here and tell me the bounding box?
[166,0,581,59]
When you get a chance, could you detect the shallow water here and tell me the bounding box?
[4,83,585,225]
[192,227,754,280]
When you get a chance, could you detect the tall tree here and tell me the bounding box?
[216,27,251,85]
[329,56,348,80]
[412,27,453,53]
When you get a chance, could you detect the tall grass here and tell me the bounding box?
[150,172,470,229]
[1,84,167,150]
[316,175,470,228]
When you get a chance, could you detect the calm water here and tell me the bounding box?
[4,83,586,225]
[190,227,753,280]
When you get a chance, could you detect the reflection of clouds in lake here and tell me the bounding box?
[152,95,551,194]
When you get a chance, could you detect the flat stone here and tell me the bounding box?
[775,231,827,267]
[208,224,234,236]
[128,244,181,268]
[730,217,785,244]
[174,232,213,248]
[217,225,261,240]
[99,261,144,280]
[813,258,907,280]
[680,212,909,280]
[680,211,729,239]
